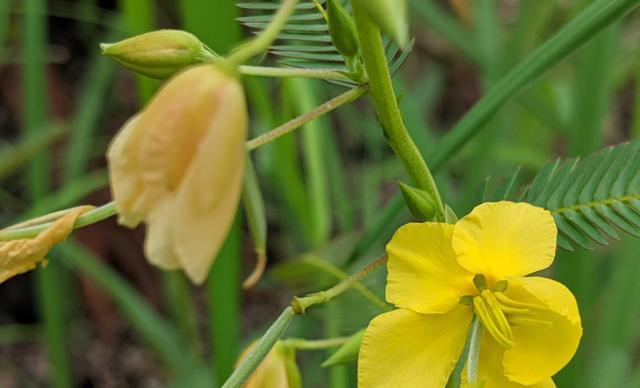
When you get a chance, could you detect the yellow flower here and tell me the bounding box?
[237,341,302,388]
[358,201,582,388]
[107,64,247,284]
[0,206,92,283]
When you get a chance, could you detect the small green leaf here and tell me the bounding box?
[352,0,408,48]
[322,330,364,367]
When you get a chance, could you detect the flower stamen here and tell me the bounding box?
[472,295,514,348]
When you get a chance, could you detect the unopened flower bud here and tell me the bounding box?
[353,0,409,48]
[101,29,216,79]
[0,206,93,283]
[327,0,359,59]
[238,341,302,388]
[107,64,247,284]
[398,181,438,221]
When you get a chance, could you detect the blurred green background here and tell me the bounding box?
[0,0,639,387]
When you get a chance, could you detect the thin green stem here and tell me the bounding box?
[225,0,299,67]
[466,318,483,386]
[246,85,368,150]
[351,2,444,220]
[221,307,296,388]
[281,336,350,350]
[239,65,348,80]
[291,255,388,315]
[0,202,117,240]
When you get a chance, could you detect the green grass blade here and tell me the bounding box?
[118,0,157,101]
[23,0,71,386]
[208,218,241,382]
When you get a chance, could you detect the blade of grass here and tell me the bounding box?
[178,0,243,381]
[0,0,10,61]
[118,0,156,101]
[585,240,640,388]
[23,0,71,386]
[287,78,331,247]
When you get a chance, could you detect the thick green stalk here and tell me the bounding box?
[351,2,444,219]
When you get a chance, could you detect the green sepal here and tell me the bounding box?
[398,181,437,221]
[322,330,364,367]
[444,204,459,224]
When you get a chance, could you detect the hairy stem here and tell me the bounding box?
[282,336,350,350]
[239,65,349,80]
[291,255,388,315]
[351,2,444,219]
[246,85,368,150]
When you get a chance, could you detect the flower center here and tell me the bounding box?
[461,275,550,349]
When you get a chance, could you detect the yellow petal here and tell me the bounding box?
[144,196,181,270]
[0,207,90,283]
[173,77,247,284]
[358,306,472,388]
[452,202,557,282]
[501,277,582,385]
[386,222,475,314]
[461,334,556,388]
[106,114,148,227]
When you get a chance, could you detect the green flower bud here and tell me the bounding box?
[239,341,302,388]
[327,0,359,59]
[398,181,437,221]
[100,29,216,79]
[352,0,409,48]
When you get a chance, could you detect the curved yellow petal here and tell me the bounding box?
[501,277,582,385]
[106,114,148,227]
[358,306,472,388]
[461,334,556,388]
[452,202,557,282]
[173,79,247,284]
[144,196,181,270]
[386,222,475,314]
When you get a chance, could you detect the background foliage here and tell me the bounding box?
[0,0,639,387]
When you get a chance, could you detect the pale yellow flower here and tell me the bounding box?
[107,64,247,284]
[0,206,92,283]
[358,201,582,388]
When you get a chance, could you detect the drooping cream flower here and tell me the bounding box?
[107,64,247,284]
[358,201,582,388]
[0,206,92,283]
